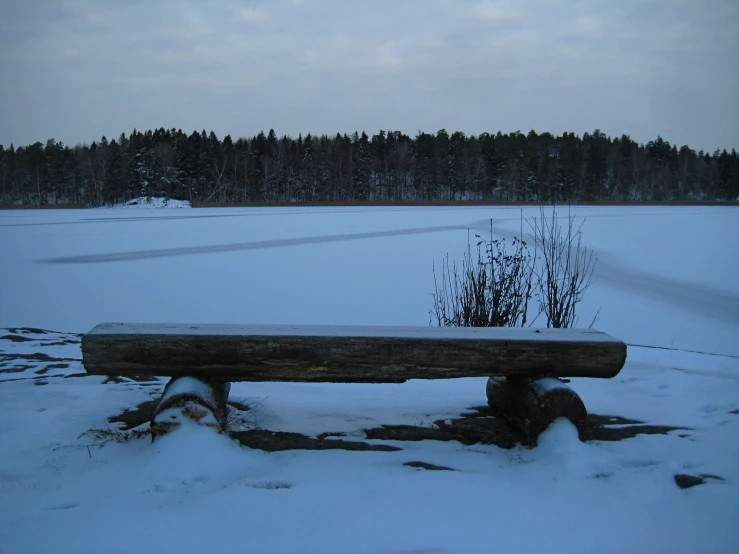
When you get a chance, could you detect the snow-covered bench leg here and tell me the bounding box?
[151,377,230,440]
[486,376,587,444]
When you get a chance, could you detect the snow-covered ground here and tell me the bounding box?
[0,205,737,553]
[123,196,191,208]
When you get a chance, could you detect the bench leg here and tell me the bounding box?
[151,376,231,440]
[486,376,587,445]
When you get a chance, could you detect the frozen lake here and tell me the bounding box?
[2,204,737,355]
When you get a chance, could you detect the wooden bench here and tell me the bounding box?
[82,323,627,443]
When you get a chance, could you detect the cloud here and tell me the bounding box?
[1,0,737,151]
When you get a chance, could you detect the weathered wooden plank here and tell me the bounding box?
[81,323,627,382]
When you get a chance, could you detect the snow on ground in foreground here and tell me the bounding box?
[0,206,738,553]
[0,330,737,553]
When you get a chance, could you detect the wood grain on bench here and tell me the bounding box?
[82,323,627,382]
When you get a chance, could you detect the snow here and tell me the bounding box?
[532,376,572,393]
[155,376,224,430]
[160,376,219,408]
[0,205,738,553]
[122,196,191,208]
[88,322,623,342]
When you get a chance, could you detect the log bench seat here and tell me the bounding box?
[81,323,627,443]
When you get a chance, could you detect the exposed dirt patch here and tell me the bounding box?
[103,400,691,451]
[364,407,689,448]
[1,334,35,342]
[35,363,71,375]
[82,427,151,443]
[586,414,645,425]
[674,473,725,489]
[365,414,523,449]
[582,424,688,441]
[231,429,401,452]
[45,363,71,369]
[7,328,49,335]
[404,461,454,471]
[0,365,36,374]
[699,473,725,481]
[580,412,689,441]
[0,352,79,363]
[317,431,346,440]
[108,399,160,430]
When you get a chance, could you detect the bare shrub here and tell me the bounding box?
[431,220,534,328]
[431,208,598,330]
[529,207,597,328]
[225,396,265,432]
[79,426,150,443]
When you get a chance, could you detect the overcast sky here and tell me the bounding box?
[2,0,737,152]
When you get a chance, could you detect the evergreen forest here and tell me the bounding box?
[1,128,737,206]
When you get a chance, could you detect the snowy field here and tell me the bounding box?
[0,205,738,553]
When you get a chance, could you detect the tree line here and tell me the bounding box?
[1,128,737,206]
